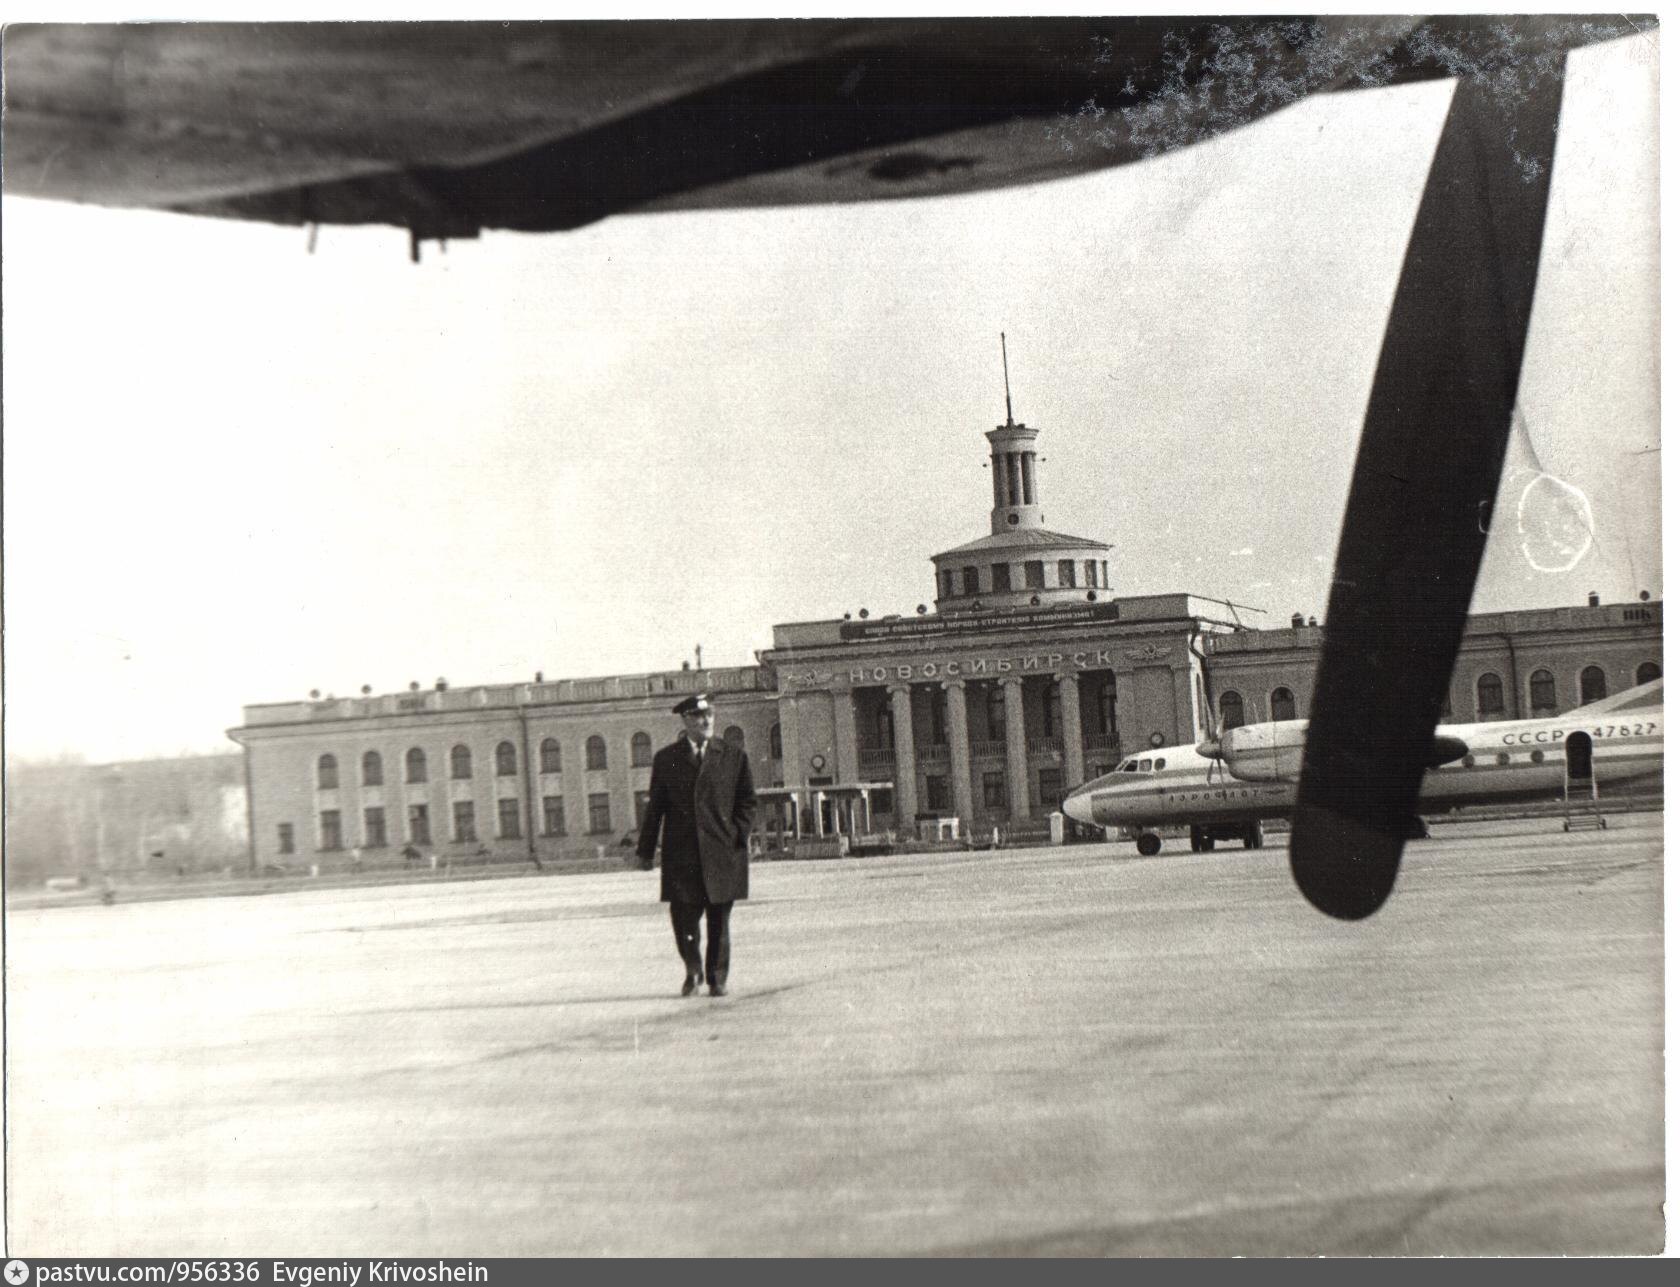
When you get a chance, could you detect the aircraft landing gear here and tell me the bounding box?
[1136,832,1163,857]
[1241,820,1265,850]
[1190,825,1210,853]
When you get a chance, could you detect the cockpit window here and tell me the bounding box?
[1154,757,1166,770]
[1120,760,1137,773]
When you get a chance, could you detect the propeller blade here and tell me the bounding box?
[1290,58,1566,920]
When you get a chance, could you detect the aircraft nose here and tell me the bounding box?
[1061,785,1094,827]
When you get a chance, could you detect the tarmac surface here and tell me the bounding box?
[6,814,1665,1257]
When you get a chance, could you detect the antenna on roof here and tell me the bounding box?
[1000,332,1015,426]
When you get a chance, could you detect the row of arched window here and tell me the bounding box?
[317,725,762,789]
[1217,687,1297,730]
[1212,662,1659,731]
[1472,662,1657,717]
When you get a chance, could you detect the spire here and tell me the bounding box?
[1000,331,1015,427]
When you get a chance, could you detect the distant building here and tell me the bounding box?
[229,401,1661,866]
[4,753,248,883]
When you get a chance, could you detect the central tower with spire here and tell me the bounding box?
[930,335,1113,612]
[986,333,1044,534]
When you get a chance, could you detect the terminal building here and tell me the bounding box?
[229,403,1662,867]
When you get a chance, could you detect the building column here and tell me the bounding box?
[888,683,918,829]
[1170,664,1194,745]
[832,688,859,784]
[1057,673,1085,789]
[942,678,974,827]
[779,695,802,789]
[1000,676,1030,821]
[1112,668,1139,755]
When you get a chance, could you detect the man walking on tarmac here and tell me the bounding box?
[637,693,757,997]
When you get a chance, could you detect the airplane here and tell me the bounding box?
[1062,679,1663,857]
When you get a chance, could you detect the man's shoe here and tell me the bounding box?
[708,982,728,997]
[681,972,703,997]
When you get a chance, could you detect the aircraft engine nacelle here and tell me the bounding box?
[1218,720,1309,782]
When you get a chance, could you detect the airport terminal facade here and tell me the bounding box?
[230,411,1662,866]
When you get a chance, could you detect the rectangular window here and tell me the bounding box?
[588,793,613,834]
[277,823,295,855]
[318,809,343,852]
[408,803,431,846]
[1058,559,1076,587]
[962,565,981,595]
[363,806,387,849]
[941,569,954,598]
[1038,767,1064,808]
[982,772,1007,810]
[1084,559,1098,586]
[925,774,950,812]
[1025,561,1046,589]
[542,795,567,837]
[497,798,522,840]
[453,801,477,842]
[1101,560,1109,588]
[990,562,1011,592]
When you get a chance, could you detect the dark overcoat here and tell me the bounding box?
[636,735,756,904]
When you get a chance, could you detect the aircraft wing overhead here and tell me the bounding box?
[0,17,1649,241]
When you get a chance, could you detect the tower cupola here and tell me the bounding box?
[929,335,1113,613]
[986,333,1043,534]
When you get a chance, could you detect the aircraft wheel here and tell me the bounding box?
[1189,825,1207,852]
[1137,832,1162,857]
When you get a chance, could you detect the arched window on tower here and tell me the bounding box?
[317,754,338,790]
[586,735,608,771]
[539,737,561,774]
[1580,665,1607,705]
[405,748,428,783]
[1636,661,1661,685]
[1477,673,1505,718]
[770,722,783,760]
[361,751,383,786]
[630,731,653,767]
[495,741,518,776]
[1528,669,1557,715]
[1270,687,1296,721]
[450,744,473,780]
[1218,690,1246,730]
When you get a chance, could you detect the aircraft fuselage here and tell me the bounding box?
[1061,702,1663,842]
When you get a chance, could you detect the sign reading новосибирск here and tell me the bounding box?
[847,649,1124,684]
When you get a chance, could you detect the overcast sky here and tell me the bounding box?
[2,30,1659,764]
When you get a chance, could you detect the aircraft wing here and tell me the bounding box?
[0,18,1645,243]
